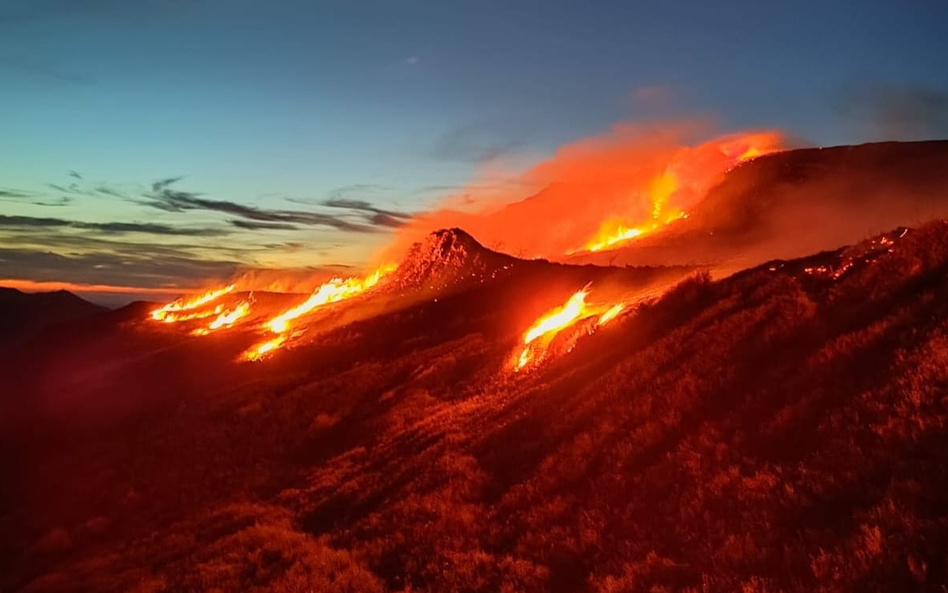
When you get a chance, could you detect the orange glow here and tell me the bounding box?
[151,285,234,322]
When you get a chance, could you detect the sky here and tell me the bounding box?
[1,0,947,303]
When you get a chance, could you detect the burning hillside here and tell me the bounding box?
[141,228,686,363]
[568,140,948,271]
[4,219,948,593]
[387,126,784,260]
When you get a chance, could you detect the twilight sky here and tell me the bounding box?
[1,0,947,301]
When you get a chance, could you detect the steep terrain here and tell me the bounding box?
[3,221,948,592]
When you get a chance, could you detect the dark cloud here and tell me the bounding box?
[323,198,413,221]
[837,83,948,141]
[230,220,300,231]
[0,188,73,207]
[144,179,398,233]
[431,121,528,163]
[0,214,228,237]
[0,247,239,289]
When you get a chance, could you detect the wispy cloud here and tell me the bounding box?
[0,214,229,236]
[431,121,527,163]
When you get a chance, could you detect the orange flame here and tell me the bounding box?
[516,290,589,369]
[515,289,629,370]
[264,265,395,334]
[151,285,234,322]
[192,301,252,335]
[244,335,286,361]
[597,303,625,325]
[242,264,396,360]
[571,132,780,254]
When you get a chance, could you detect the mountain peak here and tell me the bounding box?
[387,228,518,295]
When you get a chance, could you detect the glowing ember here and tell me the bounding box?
[151,285,234,322]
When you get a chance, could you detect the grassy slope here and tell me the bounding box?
[4,223,948,592]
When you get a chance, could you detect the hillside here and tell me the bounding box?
[567,140,948,271]
[0,288,106,355]
[2,221,948,592]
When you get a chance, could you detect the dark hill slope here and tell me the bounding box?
[0,288,105,354]
[3,223,948,592]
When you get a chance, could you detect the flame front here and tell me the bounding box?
[515,289,629,370]
[244,336,286,361]
[516,290,589,370]
[243,264,396,360]
[150,285,234,322]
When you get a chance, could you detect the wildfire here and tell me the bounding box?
[598,303,625,325]
[523,290,588,345]
[243,264,396,361]
[192,301,252,335]
[571,133,781,255]
[244,336,286,361]
[264,265,395,334]
[515,289,626,370]
[151,285,234,322]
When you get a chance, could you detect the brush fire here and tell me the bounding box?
[515,287,626,371]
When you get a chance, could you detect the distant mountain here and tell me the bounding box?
[568,140,948,271]
[0,288,106,353]
[3,221,948,592]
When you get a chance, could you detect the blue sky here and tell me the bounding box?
[1,0,947,298]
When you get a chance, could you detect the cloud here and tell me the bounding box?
[230,220,300,231]
[0,214,228,236]
[0,246,239,289]
[1,188,74,207]
[402,56,420,66]
[431,121,527,163]
[143,180,389,233]
[837,83,948,141]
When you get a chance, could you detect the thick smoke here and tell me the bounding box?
[384,122,783,261]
